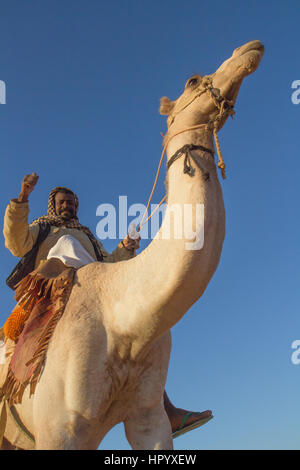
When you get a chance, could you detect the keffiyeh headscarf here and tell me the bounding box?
[31,186,80,228]
[31,186,103,261]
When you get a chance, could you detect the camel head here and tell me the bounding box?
[160,40,264,134]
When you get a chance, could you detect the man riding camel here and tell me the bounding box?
[2,172,212,439]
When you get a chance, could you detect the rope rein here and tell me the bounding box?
[137,75,235,231]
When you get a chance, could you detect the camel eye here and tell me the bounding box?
[187,77,199,88]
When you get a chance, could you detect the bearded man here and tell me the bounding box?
[2,173,212,439]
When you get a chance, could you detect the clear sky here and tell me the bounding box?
[0,0,299,450]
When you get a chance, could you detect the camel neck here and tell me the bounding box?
[113,126,225,357]
[165,127,215,163]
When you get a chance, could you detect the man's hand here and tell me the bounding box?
[122,223,141,252]
[122,234,140,252]
[18,172,39,202]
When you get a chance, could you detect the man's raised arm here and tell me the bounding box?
[3,173,40,257]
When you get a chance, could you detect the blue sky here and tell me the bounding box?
[0,0,299,450]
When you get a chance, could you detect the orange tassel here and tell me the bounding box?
[3,304,31,342]
[3,295,42,343]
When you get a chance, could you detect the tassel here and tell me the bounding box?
[3,304,31,342]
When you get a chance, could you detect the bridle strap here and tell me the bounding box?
[137,75,235,231]
[137,137,214,231]
[168,75,235,130]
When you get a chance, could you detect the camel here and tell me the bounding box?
[0,40,264,450]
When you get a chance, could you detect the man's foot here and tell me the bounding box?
[170,408,213,438]
[163,392,213,438]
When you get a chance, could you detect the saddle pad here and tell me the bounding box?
[0,263,75,405]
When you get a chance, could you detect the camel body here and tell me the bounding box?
[1,40,264,449]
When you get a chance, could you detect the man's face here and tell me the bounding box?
[55,192,76,220]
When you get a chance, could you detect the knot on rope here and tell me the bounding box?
[213,123,226,179]
[183,153,196,176]
[167,144,214,178]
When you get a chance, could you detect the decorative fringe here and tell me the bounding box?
[24,303,66,399]
[0,266,75,405]
[14,272,55,310]
[3,270,58,343]
[0,368,26,406]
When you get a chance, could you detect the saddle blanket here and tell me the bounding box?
[0,261,75,405]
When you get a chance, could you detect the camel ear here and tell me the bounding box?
[159,96,175,115]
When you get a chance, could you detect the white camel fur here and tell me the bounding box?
[1,40,264,449]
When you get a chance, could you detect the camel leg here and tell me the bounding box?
[35,425,83,450]
[124,402,173,450]
[1,437,23,450]
[34,410,101,450]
